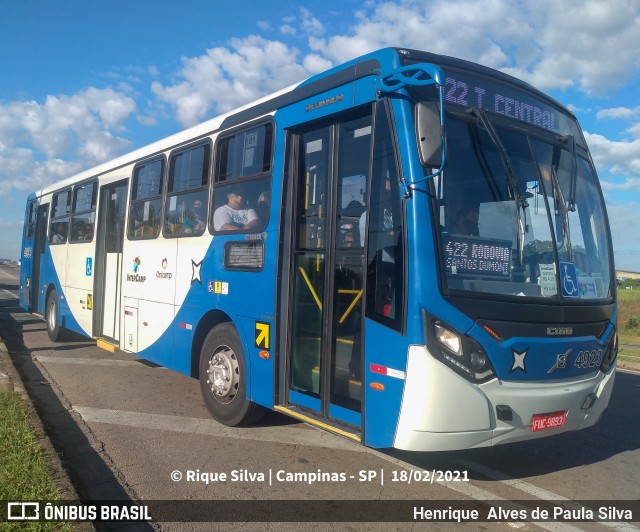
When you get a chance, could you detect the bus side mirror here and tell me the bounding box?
[416,101,443,168]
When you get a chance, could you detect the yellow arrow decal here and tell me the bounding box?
[255,321,270,350]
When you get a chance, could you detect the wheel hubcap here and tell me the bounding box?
[206,346,239,404]
[48,301,56,331]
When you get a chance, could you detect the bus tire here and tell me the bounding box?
[199,323,264,426]
[46,289,65,342]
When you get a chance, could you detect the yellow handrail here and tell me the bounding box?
[298,267,323,311]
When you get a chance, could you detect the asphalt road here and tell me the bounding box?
[1,262,638,531]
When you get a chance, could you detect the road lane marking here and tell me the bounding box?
[1,289,18,299]
[72,406,362,452]
[361,447,587,532]
[455,459,638,532]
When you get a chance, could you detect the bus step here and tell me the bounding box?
[95,338,118,353]
[273,405,361,443]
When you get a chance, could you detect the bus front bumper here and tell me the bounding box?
[393,345,615,452]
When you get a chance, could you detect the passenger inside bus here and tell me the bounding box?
[50,222,67,244]
[182,199,206,234]
[213,185,260,231]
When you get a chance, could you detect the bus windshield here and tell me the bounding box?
[432,111,612,301]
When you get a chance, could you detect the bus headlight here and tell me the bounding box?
[434,322,461,355]
[425,314,496,383]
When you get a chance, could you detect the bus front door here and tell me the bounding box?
[94,180,128,341]
[282,114,372,432]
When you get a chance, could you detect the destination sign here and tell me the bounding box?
[441,66,582,141]
[444,234,512,277]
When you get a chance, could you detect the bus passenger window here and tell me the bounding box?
[212,122,273,233]
[26,200,37,239]
[49,189,71,245]
[164,142,210,237]
[128,158,164,240]
[70,181,97,243]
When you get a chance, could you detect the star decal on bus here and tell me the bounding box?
[510,349,528,373]
[191,259,203,285]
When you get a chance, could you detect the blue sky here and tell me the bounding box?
[1,0,639,271]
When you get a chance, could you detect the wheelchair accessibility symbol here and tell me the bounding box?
[560,261,579,298]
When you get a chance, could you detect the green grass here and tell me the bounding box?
[0,391,71,531]
[618,282,640,346]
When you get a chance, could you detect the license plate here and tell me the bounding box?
[531,411,566,432]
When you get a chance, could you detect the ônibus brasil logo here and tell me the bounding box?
[127,257,146,283]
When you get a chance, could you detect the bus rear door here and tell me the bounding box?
[30,203,49,314]
[94,179,128,342]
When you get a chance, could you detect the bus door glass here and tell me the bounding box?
[31,203,49,313]
[94,180,128,340]
[286,113,372,427]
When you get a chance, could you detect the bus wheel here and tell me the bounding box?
[46,289,65,342]
[199,323,264,426]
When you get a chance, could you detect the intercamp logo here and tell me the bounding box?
[127,257,146,283]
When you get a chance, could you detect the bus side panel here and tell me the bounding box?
[40,241,86,337]
[65,241,96,336]
[363,319,411,448]
[172,304,202,376]
[236,315,273,409]
[197,237,278,410]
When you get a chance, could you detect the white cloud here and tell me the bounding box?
[0,87,136,195]
[150,0,640,131]
[308,0,640,96]
[585,132,640,183]
[279,24,297,36]
[300,7,324,37]
[256,20,271,32]
[497,0,640,95]
[596,107,640,121]
[626,123,640,139]
[152,36,325,127]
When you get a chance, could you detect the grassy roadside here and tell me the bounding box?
[617,279,640,369]
[0,390,72,531]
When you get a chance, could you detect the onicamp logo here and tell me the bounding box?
[157,257,172,280]
[127,257,146,283]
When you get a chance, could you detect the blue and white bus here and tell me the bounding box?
[20,48,617,451]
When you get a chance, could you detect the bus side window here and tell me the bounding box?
[365,104,403,330]
[128,158,164,239]
[212,122,273,232]
[49,189,71,245]
[26,200,37,239]
[164,142,210,237]
[70,181,97,243]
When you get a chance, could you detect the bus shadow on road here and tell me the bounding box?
[0,309,155,531]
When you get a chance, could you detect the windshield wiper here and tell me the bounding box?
[467,107,528,265]
[559,134,577,212]
[550,147,573,261]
